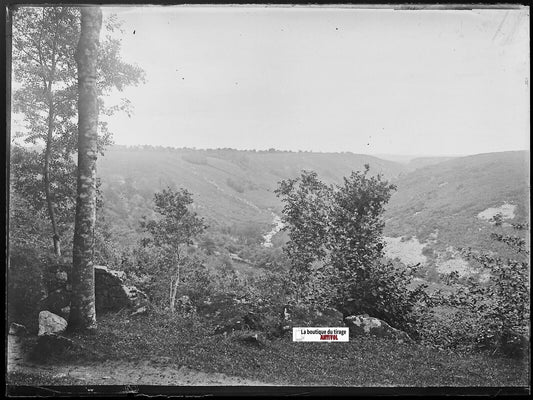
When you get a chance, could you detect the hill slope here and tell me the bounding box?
[382,150,529,277]
[97,147,529,272]
[97,146,406,240]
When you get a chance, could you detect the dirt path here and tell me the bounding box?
[7,335,274,386]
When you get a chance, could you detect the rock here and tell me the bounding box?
[38,311,67,336]
[344,315,413,343]
[94,266,148,313]
[40,264,149,317]
[131,306,147,316]
[40,288,71,318]
[233,331,267,348]
[9,322,28,336]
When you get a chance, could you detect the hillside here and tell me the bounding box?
[375,154,457,171]
[383,150,530,277]
[97,146,407,244]
[97,147,529,279]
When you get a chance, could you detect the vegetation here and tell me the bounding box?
[11,6,144,256]
[10,310,527,387]
[7,5,529,388]
[9,5,144,331]
[433,215,530,356]
[139,187,207,312]
[275,166,431,335]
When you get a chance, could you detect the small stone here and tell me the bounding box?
[131,306,147,316]
[9,322,27,336]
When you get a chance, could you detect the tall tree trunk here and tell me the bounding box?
[42,8,65,257]
[68,6,102,331]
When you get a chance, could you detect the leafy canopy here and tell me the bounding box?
[276,166,431,333]
[11,6,145,249]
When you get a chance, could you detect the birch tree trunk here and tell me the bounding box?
[68,6,102,331]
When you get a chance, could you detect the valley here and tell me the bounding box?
[97,146,529,283]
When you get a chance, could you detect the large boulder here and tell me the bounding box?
[94,266,148,313]
[38,311,67,336]
[344,315,413,343]
[39,264,148,317]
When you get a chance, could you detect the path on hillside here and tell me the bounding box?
[7,335,274,386]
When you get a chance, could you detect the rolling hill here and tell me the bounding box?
[382,150,530,277]
[97,146,529,278]
[97,146,407,243]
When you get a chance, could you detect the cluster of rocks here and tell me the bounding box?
[211,303,413,345]
[10,265,149,337]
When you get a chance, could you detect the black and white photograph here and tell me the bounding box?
[5,3,530,395]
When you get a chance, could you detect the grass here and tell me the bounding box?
[30,309,530,387]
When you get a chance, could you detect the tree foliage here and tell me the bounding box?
[275,170,331,301]
[11,6,145,254]
[140,187,207,313]
[276,165,431,333]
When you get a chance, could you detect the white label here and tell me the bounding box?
[292,327,349,342]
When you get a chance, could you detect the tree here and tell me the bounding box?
[274,170,331,303]
[328,166,397,310]
[140,187,206,313]
[276,166,430,333]
[11,6,145,256]
[68,6,102,331]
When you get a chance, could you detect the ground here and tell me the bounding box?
[6,311,530,390]
[7,334,270,386]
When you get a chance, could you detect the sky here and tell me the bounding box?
[13,5,531,156]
